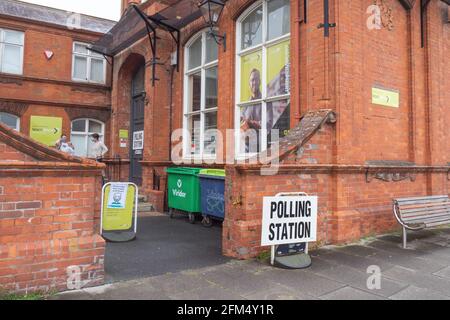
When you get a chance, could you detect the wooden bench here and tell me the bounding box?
[393,195,450,248]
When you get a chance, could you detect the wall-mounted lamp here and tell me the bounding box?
[197,0,227,51]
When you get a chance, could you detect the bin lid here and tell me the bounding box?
[199,169,225,177]
[166,167,202,175]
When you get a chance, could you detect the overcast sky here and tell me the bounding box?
[19,0,122,21]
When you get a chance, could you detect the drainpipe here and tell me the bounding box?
[168,64,176,162]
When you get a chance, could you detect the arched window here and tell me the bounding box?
[235,0,291,157]
[70,118,105,157]
[0,112,20,130]
[183,30,219,158]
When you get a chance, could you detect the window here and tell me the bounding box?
[0,28,24,75]
[236,0,290,156]
[183,31,219,158]
[72,42,106,84]
[0,112,20,130]
[70,118,105,157]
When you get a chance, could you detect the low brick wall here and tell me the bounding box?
[0,174,105,293]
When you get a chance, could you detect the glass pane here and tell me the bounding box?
[0,113,18,129]
[4,30,24,45]
[204,111,217,155]
[267,0,290,40]
[240,50,262,102]
[2,44,22,74]
[74,43,88,54]
[73,56,87,80]
[72,119,86,132]
[88,120,102,134]
[267,99,290,149]
[188,36,202,70]
[205,34,218,63]
[90,58,104,83]
[267,40,290,97]
[205,67,218,109]
[187,114,201,155]
[87,134,104,158]
[188,72,201,112]
[239,103,262,154]
[241,6,262,49]
[70,134,86,157]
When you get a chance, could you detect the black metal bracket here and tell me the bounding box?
[421,0,431,48]
[303,0,308,23]
[318,0,336,37]
[209,31,226,52]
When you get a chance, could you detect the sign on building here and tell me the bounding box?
[133,130,144,150]
[372,87,399,108]
[29,116,62,146]
[101,182,138,242]
[261,195,318,246]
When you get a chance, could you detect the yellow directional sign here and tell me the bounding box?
[30,116,62,146]
[372,87,400,108]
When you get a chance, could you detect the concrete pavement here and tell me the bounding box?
[52,226,450,300]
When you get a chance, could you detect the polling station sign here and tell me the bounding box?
[261,196,318,246]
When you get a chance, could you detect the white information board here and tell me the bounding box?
[107,183,129,209]
[261,196,318,246]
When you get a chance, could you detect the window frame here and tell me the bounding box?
[0,28,24,75]
[182,30,219,160]
[70,118,105,157]
[0,112,20,131]
[235,0,291,159]
[72,41,107,84]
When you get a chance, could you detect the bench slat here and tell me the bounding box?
[399,202,450,211]
[400,207,450,217]
[395,195,449,203]
[403,213,450,224]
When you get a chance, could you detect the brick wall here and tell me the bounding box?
[108,0,450,259]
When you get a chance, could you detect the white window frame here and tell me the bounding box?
[70,118,105,157]
[72,41,106,84]
[183,30,219,160]
[235,0,291,159]
[0,28,24,75]
[0,112,20,131]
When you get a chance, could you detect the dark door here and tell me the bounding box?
[130,65,145,186]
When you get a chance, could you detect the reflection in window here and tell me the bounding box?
[184,30,219,157]
[70,118,104,157]
[0,112,19,130]
[0,28,24,75]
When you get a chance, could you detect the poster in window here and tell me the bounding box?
[266,40,290,148]
[240,50,262,102]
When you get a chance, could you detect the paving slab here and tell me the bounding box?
[169,284,245,300]
[319,286,385,300]
[389,285,450,300]
[382,266,450,297]
[261,268,346,298]
[311,264,408,298]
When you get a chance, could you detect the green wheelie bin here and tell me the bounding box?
[166,167,201,223]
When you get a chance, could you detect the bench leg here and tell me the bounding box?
[402,227,407,249]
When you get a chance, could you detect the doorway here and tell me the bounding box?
[129,65,145,186]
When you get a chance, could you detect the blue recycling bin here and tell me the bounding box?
[198,169,225,226]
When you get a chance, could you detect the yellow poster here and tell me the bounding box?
[240,50,262,102]
[29,116,62,146]
[267,40,290,97]
[102,184,136,231]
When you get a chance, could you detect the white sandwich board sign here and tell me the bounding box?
[261,195,318,246]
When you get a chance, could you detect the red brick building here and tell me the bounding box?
[0,0,114,158]
[102,0,449,259]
